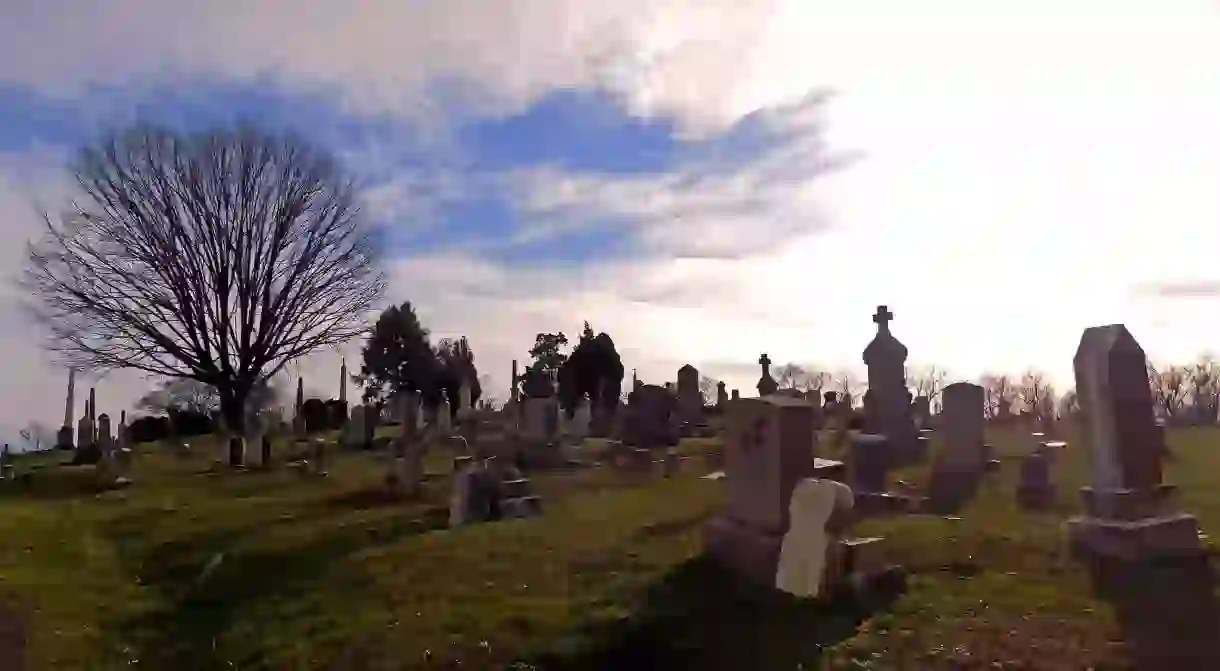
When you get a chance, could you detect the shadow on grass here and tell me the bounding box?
[1088,554,1220,669]
[111,503,450,671]
[0,598,26,671]
[524,556,906,671]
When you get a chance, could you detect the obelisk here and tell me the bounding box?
[56,368,76,450]
[339,358,347,404]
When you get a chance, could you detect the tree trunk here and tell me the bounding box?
[218,385,249,467]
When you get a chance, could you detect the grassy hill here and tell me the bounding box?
[0,426,1218,669]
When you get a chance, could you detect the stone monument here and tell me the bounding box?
[862,306,924,464]
[1065,324,1202,560]
[756,353,779,396]
[704,396,817,585]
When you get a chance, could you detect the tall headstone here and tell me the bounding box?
[927,382,988,512]
[511,359,520,405]
[0,444,13,482]
[293,377,306,438]
[757,354,779,396]
[939,383,987,472]
[88,387,97,443]
[569,399,592,439]
[704,396,817,585]
[716,381,729,409]
[57,368,76,450]
[862,306,922,463]
[676,364,702,426]
[731,389,740,401]
[1066,324,1201,560]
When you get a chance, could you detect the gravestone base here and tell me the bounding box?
[984,459,1002,473]
[925,469,983,514]
[1080,485,1177,520]
[825,537,891,594]
[1017,484,1056,511]
[501,495,543,519]
[1067,513,1202,561]
[704,514,784,587]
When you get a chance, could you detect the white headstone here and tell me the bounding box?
[775,478,855,598]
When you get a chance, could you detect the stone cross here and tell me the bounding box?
[757,353,779,396]
[873,305,894,333]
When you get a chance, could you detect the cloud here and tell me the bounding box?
[0,0,803,137]
[1133,281,1220,300]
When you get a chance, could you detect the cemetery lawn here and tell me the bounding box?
[0,428,1217,670]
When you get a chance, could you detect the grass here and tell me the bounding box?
[0,426,1217,669]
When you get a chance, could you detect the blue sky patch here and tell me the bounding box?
[0,78,795,267]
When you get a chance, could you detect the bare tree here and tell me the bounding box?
[832,369,862,403]
[905,364,948,400]
[20,125,386,436]
[1148,361,1189,420]
[1016,369,1056,422]
[800,366,832,396]
[979,373,1018,419]
[774,363,806,389]
[1187,353,1220,422]
[19,420,54,452]
[137,378,220,415]
[698,375,718,406]
[1057,387,1080,418]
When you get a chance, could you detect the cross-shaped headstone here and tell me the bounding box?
[759,353,772,375]
[873,305,894,332]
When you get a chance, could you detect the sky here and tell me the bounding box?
[2,0,1220,449]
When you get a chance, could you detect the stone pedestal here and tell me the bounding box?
[704,515,786,586]
[55,425,74,451]
[1067,486,1201,560]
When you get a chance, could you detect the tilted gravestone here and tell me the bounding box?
[1065,324,1201,560]
[704,396,816,585]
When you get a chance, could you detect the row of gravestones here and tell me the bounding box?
[705,323,1204,600]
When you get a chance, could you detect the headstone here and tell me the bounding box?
[676,364,702,427]
[437,399,452,434]
[704,396,816,585]
[388,393,424,497]
[522,397,560,443]
[1066,324,1201,560]
[775,478,855,598]
[261,435,273,467]
[342,404,368,448]
[1017,449,1056,510]
[0,445,13,482]
[622,384,679,449]
[927,382,988,512]
[74,403,98,465]
[849,433,921,514]
[449,463,498,527]
[731,389,740,401]
[756,353,779,396]
[716,381,729,409]
[862,306,923,463]
[569,400,591,439]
